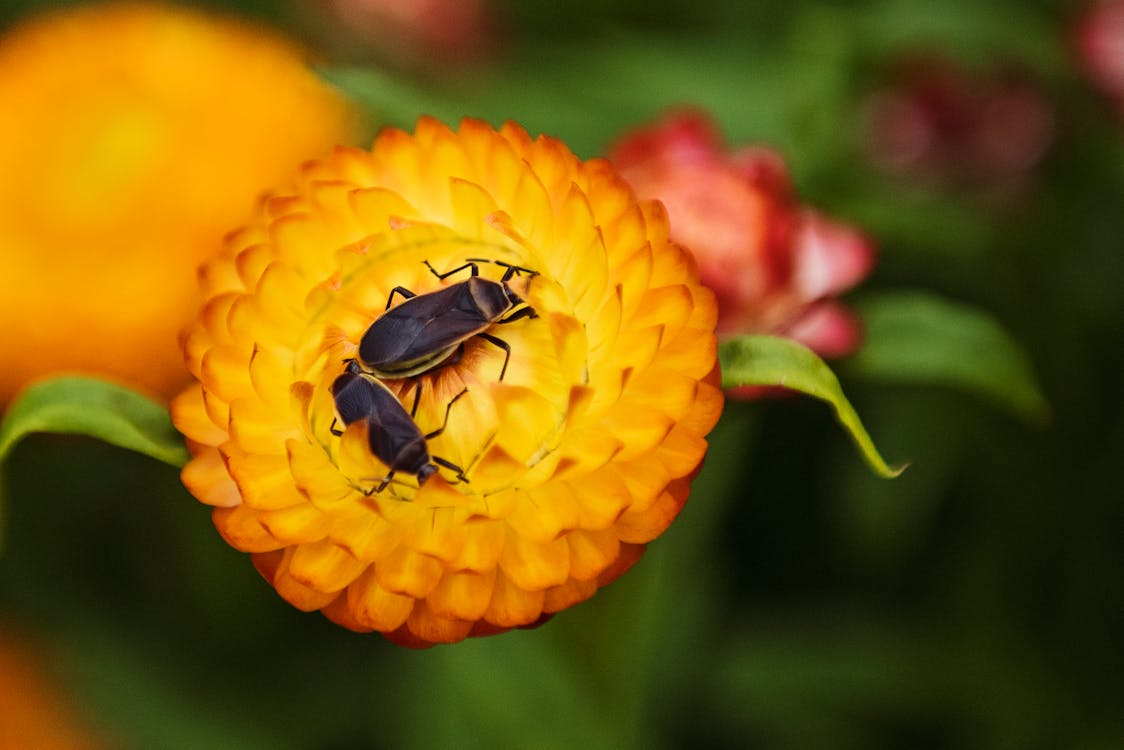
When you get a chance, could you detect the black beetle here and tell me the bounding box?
[330,360,467,494]
[356,259,537,381]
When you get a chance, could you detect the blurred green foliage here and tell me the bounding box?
[2,0,1122,748]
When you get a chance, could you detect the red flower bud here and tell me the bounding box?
[608,110,875,385]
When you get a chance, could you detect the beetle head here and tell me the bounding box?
[416,463,439,485]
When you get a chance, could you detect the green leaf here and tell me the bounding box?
[0,377,189,467]
[719,335,904,478]
[842,290,1050,425]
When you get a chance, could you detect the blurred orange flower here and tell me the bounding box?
[0,629,106,750]
[172,117,722,647]
[607,111,874,364]
[0,1,361,403]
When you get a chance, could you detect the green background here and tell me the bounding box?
[1,0,1121,747]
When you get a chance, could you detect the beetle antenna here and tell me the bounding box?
[495,260,538,282]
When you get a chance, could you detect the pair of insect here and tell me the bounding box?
[330,258,537,494]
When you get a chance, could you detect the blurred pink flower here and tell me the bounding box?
[1077,0,1124,109]
[312,0,497,69]
[861,57,1053,188]
[607,111,874,367]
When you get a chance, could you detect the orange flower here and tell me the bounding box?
[172,117,722,647]
[607,110,874,359]
[0,2,360,403]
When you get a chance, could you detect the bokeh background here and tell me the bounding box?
[1,0,1122,747]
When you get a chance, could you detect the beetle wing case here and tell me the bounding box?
[330,371,379,427]
[359,283,495,372]
[360,285,467,361]
[357,307,429,366]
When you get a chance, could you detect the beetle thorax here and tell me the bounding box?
[465,276,516,320]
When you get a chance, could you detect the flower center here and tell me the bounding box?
[303,227,577,506]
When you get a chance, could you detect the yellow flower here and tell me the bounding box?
[172,117,723,647]
[0,2,360,402]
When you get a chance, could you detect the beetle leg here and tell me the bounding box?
[476,332,512,382]
[498,304,538,324]
[384,286,417,310]
[425,387,469,439]
[329,417,343,436]
[365,472,395,496]
[424,259,479,280]
[432,455,469,484]
[407,378,424,419]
